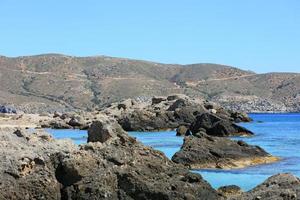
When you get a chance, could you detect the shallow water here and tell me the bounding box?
[47,113,300,191]
[46,128,87,145]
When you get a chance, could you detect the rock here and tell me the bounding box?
[210,109,217,114]
[230,173,300,200]
[218,185,243,197]
[0,128,75,199]
[115,96,207,132]
[193,131,206,138]
[59,113,69,120]
[230,111,253,123]
[117,109,183,132]
[42,120,72,129]
[204,102,220,110]
[53,111,61,118]
[190,113,254,137]
[176,125,191,136]
[151,96,166,105]
[166,94,188,101]
[104,95,252,133]
[171,134,278,169]
[167,98,187,111]
[87,119,125,143]
[117,99,134,110]
[67,116,85,128]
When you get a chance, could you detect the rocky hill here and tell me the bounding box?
[0,54,299,113]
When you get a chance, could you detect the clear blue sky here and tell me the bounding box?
[0,0,299,73]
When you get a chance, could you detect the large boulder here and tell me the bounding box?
[87,118,125,143]
[172,134,278,169]
[190,113,254,137]
[176,125,191,136]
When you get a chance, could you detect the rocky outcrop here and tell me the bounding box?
[229,173,300,200]
[171,134,278,169]
[104,95,252,132]
[0,121,222,199]
[0,128,76,200]
[190,113,254,137]
[176,125,191,136]
[40,111,108,130]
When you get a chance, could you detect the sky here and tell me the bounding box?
[0,0,299,73]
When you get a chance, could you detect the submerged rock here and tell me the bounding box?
[190,113,254,137]
[171,134,278,169]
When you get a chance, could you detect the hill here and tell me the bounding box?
[0,54,299,113]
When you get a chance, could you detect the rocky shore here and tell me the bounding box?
[0,120,299,200]
[103,95,253,134]
[0,95,298,199]
[0,121,221,200]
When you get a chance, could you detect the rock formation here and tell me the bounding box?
[190,113,254,137]
[172,134,278,169]
[104,95,252,132]
[0,121,222,199]
[0,128,76,199]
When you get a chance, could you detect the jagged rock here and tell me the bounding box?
[53,111,61,118]
[190,113,254,137]
[115,96,208,131]
[0,128,76,200]
[151,96,167,105]
[87,119,125,143]
[230,173,300,200]
[0,123,222,200]
[167,98,187,111]
[104,95,252,132]
[41,120,72,129]
[176,125,191,136]
[172,134,278,169]
[117,99,135,110]
[230,111,253,123]
[67,116,86,128]
[118,109,177,131]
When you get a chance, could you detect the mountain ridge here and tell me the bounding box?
[0,54,299,113]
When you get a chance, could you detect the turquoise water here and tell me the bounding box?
[47,113,300,191]
[46,128,87,145]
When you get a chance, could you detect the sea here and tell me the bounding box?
[46,113,300,191]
